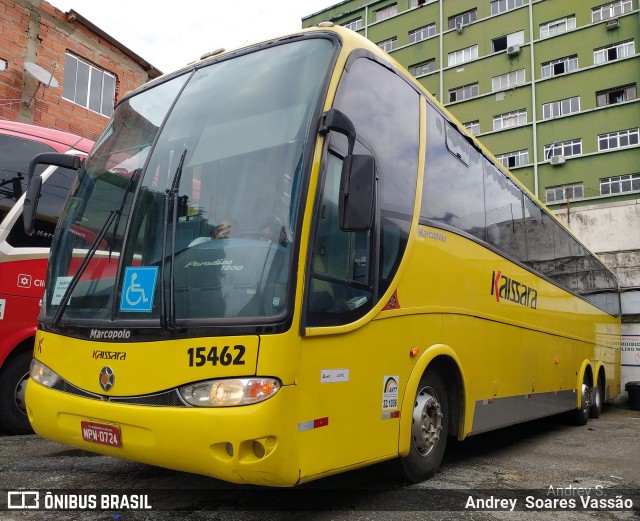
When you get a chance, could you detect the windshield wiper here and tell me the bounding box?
[52,171,139,327]
[160,149,187,332]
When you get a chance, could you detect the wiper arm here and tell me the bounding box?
[52,208,120,327]
[109,169,140,260]
[160,149,187,332]
[52,170,140,327]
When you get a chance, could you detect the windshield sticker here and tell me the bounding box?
[0,298,5,320]
[51,276,73,306]
[119,267,158,313]
[382,376,399,410]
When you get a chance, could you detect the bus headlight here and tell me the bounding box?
[179,378,281,407]
[30,359,60,388]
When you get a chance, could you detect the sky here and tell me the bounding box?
[47,0,339,73]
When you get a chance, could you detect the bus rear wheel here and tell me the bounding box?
[590,375,603,419]
[0,350,33,435]
[573,372,591,426]
[395,370,449,483]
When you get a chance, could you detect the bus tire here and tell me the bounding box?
[572,372,590,427]
[0,350,33,435]
[590,375,603,419]
[395,370,449,483]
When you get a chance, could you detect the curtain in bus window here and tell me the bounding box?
[483,161,526,262]
[421,105,485,240]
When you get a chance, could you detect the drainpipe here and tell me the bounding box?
[528,0,539,198]
[439,0,443,104]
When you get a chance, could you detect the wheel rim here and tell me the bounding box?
[593,384,601,409]
[581,381,591,412]
[411,386,443,457]
[14,372,29,416]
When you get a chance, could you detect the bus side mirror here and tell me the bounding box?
[339,154,375,231]
[24,153,82,236]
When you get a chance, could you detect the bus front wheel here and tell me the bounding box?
[396,370,449,483]
[0,350,33,435]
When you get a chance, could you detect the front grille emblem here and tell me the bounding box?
[99,367,115,392]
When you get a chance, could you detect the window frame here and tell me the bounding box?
[545,183,584,203]
[596,84,636,107]
[343,18,363,31]
[408,23,436,44]
[544,139,582,159]
[598,128,640,151]
[592,0,633,22]
[449,82,479,103]
[62,52,116,117]
[447,45,479,67]
[493,109,527,131]
[375,4,397,22]
[542,96,580,119]
[541,56,578,78]
[377,37,398,53]
[408,59,435,77]
[600,173,640,195]
[594,40,636,65]
[448,9,478,30]
[491,0,524,16]
[492,69,526,92]
[496,150,529,168]
[540,16,576,39]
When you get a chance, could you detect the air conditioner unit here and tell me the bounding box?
[550,155,566,166]
[606,18,619,29]
[456,21,464,33]
[506,44,521,56]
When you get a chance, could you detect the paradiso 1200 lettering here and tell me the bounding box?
[490,270,538,309]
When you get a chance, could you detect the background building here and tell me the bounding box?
[303,0,640,387]
[0,0,161,141]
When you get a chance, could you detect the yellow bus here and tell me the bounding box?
[25,26,621,486]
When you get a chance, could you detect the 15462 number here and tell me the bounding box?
[187,345,246,367]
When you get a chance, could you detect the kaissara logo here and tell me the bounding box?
[490,270,537,309]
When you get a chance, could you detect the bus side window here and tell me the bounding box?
[307,153,373,325]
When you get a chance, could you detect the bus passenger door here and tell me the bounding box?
[297,55,420,480]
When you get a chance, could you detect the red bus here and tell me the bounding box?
[0,120,93,434]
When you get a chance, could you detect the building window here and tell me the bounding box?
[449,83,479,103]
[448,9,477,30]
[410,0,433,6]
[493,109,527,131]
[343,18,363,31]
[541,56,578,78]
[377,37,398,53]
[594,41,635,64]
[600,173,640,195]
[592,1,633,22]
[62,53,115,117]
[544,139,582,160]
[492,69,526,91]
[448,45,478,66]
[491,0,524,15]
[496,150,528,168]
[542,96,580,119]
[596,84,636,106]
[545,184,584,203]
[409,24,436,44]
[540,16,576,38]
[464,121,480,136]
[408,59,435,77]
[375,4,397,22]
[598,128,640,151]
[492,31,524,52]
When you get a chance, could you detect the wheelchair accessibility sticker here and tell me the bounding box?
[119,267,158,312]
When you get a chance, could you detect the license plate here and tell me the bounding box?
[81,421,122,447]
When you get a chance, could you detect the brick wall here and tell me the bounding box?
[0,0,159,141]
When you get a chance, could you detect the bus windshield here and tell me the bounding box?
[43,37,335,327]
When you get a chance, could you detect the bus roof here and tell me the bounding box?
[0,119,94,154]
